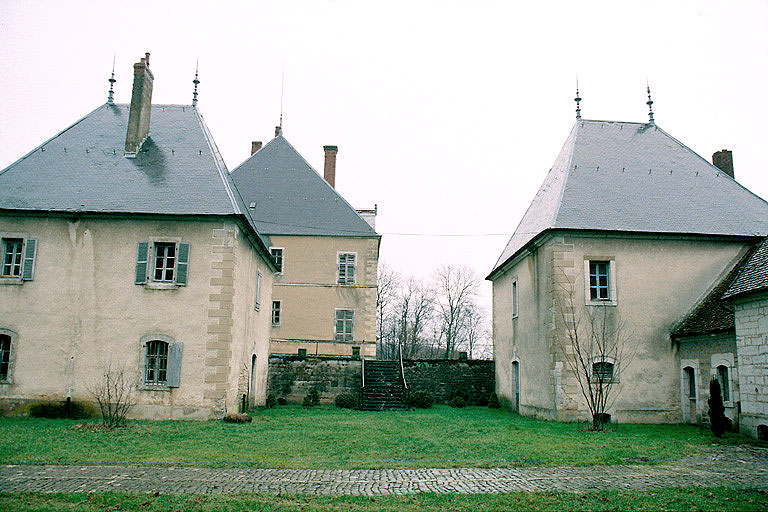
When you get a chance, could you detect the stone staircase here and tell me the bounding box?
[360,360,406,410]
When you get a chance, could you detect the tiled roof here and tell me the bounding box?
[723,237,768,300]
[230,135,378,237]
[489,120,768,278]
[0,103,243,216]
[671,248,756,338]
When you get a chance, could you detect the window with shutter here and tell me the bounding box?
[136,240,189,287]
[337,252,356,285]
[0,329,17,384]
[141,335,181,389]
[335,309,354,341]
[21,238,37,280]
[1,238,24,278]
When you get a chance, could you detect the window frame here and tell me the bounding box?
[254,271,262,310]
[0,329,18,384]
[511,278,519,319]
[139,334,183,390]
[270,247,284,274]
[271,300,281,326]
[337,252,357,286]
[591,356,618,383]
[711,353,735,407]
[334,308,355,342]
[0,234,37,284]
[584,259,617,306]
[136,238,189,289]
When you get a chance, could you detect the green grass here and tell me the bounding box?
[0,406,760,468]
[1,488,766,511]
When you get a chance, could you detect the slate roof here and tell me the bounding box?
[723,237,768,300]
[489,120,768,278]
[671,247,756,338]
[0,103,244,216]
[230,135,378,237]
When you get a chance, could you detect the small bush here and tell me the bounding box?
[334,393,357,409]
[406,390,433,409]
[488,392,501,409]
[303,386,320,407]
[277,397,287,406]
[449,396,467,408]
[708,378,727,438]
[223,413,252,423]
[28,400,96,419]
[265,394,277,408]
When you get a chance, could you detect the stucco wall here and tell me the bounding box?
[267,235,378,358]
[733,294,768,439]
[0,214,273,419]
[492,232,749,424]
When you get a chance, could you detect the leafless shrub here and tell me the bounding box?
[89,363,136,428]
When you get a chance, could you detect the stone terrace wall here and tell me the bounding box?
[267,356,495,405]
[403,360,495,404]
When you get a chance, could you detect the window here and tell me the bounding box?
[270,247,283,273]
[135,241,189,286]
[271,300,281,326]
[335,309,354,341]
[683,366,696,399]
[297,348,307,358]
[717,365,730,402]
[1,236,37,281]
[589,261,610,301]
[254,271,262,310]
[0,330,16,383]
[337,253,356,285]
[141,335,183,388]
[585,259,616,305]
[145,340,168,384]
[511,279,519,318]
[592,361,614,381]
[352,346,361,358]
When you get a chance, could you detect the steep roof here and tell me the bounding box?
[490,120,768,278]
[723,237,768,300]
[230,135,378,237]
[0,103,243,216]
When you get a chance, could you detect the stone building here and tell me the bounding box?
[488,108,768,426]
[230,135,380,358]
[0,54,277,419]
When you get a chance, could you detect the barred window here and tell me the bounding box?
[145,340,169,384]
[0,334,11,381]
[592,361,614,381]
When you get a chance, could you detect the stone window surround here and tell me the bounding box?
[142,237,184,290]
[511,278,519,319]
[680,359,700,403]
[139,333,175,391]
[584,257,617,306]
[0,328,18,384]
[711,352,736,408]
[270,247,284,274]
[254,271,262,311]
[337,251,357,286]
[591,356,620,383]
[0,233,34,285]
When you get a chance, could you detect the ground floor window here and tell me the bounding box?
[145,340,169,384]
[716,365,730,402]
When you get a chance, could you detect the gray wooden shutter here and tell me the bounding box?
[167,342,183,387]
[347,254,356,284]
[176,242,190,286]
[135,241,149,284]
[21,238,37,280]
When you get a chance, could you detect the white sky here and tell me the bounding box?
[1,0,767,320]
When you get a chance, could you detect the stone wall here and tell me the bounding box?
[267,356,495,405]
[733,295,768,439]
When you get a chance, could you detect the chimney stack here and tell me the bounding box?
[275,126,281,137]
[125,52,154,156]
[712,150,734,179]
[251,141,262,155]
[323,145,338,188]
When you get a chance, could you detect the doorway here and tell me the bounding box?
[511,360,520,413]
[249,354,257,407]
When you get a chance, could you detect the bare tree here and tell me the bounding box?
[461,304,489,360]
[376,263,401,359]
[394,278,435,359]
[89,363,136,428]
[433,264,479,359]
[555,274,634,430]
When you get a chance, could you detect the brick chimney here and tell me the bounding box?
[712,150,734,179]
[124,53,154,156]
[251,141,262,155]
[323,145,338,188]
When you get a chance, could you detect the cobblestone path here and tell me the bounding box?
[1,446,766,495]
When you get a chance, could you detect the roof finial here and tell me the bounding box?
[575,78,582,120]
[278,61,285,135]
[192,58,200,107]
[107,55,116,104]
[646,81,655,125]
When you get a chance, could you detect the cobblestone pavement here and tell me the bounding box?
[1,446,766,495]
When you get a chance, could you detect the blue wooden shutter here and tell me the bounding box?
[167,342,183,387]
[347,254,356,284]
[135,242,149,284]
[176,242,190,285]
[21,238,37,280]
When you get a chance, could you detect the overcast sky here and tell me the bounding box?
[2,0,767,324]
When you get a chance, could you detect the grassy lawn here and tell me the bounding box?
[0,405,760,469]
[0,488,766,511]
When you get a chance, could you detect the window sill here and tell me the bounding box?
[586,299,617,307]
[140,384,173,392]
[143,282,180,290]
[0,278,23,285]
